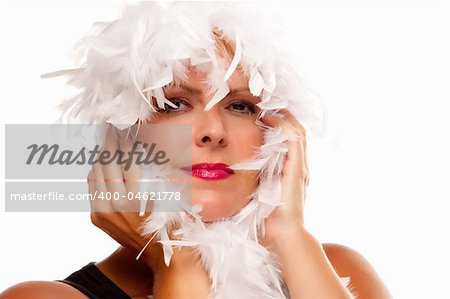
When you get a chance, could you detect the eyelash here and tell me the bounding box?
[228,101,256,115]
[155,98,257,115]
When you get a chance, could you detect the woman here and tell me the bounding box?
[1,2,392,298]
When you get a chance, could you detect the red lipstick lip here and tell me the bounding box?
[181,163,234,180]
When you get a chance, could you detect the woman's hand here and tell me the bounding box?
[259,111,355,298]
[259,109,310,247]
[87,126,210,298]
[87,126,161,270]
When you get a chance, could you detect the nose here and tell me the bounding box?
[194,108,227,148]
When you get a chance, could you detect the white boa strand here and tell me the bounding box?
[45,2,327,138]
[47,2,351,297]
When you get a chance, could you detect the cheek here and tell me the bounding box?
[247,134,264,158]
[233,126,264,157]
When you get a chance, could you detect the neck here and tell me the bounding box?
[96,246,154,298]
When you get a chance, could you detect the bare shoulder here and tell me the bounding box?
[0,281,88,299]
[322,243,393,299]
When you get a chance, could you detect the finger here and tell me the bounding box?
[90,162,112,212]
[262,111,309,182]
[119,128,141,194]
[118,128,147,214]
[262,113,304,174]
[277,110,310,183]
[262,113,308,210]
[279,109,307,136]
[101,125,128,210]
[87,169,95,211]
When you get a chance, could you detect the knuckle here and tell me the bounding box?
[111,199,133,212]
[90,212,101,226]
[90,211,111,227]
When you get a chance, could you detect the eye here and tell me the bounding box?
[155,98,191,113]
[227,101,256,115]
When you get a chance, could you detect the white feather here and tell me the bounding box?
[142,70,174,92]
[204,83,230,111]
[229,157,268,171]
[249,67,265,97]
[257,97,289,110]
[223,32,241,82]
[40,68,83,79]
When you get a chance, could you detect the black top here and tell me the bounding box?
[57,262,131,299]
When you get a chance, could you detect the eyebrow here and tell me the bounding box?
[164,83,251,95]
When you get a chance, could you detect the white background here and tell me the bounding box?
[1,1,449,298]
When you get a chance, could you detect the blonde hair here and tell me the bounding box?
[212,27,245,75]
[212,28,235,60]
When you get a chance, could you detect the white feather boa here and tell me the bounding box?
[46,2,351,297]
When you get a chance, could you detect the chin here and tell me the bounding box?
[191,196,252,222]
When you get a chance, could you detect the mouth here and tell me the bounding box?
[181,163,235,180]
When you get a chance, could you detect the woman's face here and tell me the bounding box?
[149,66,264,221]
